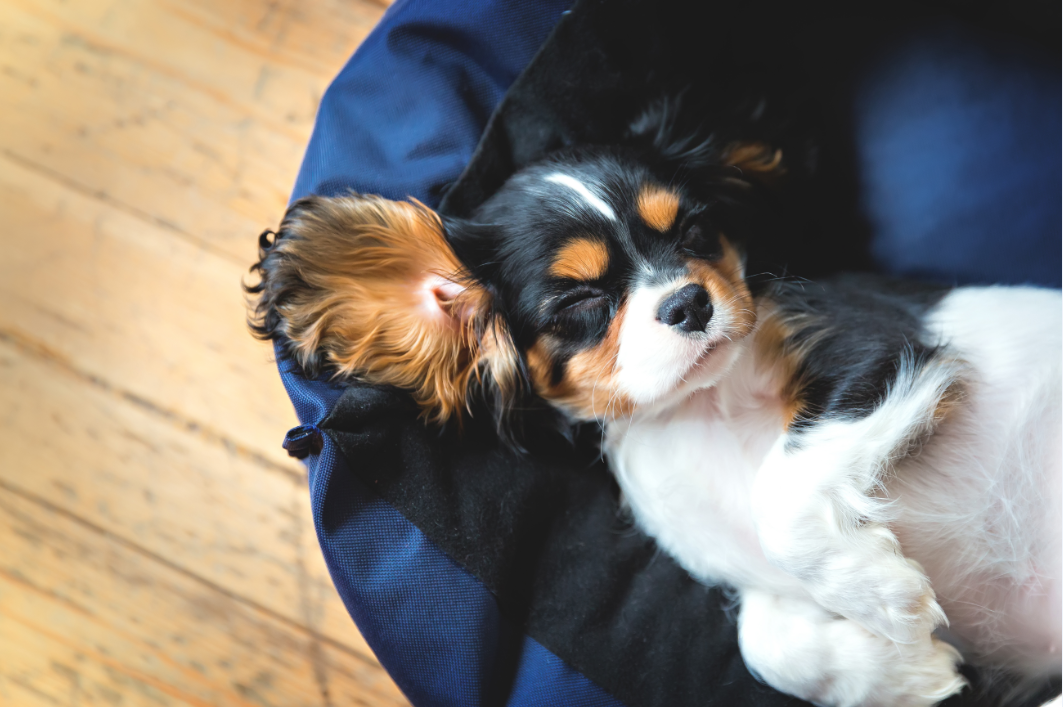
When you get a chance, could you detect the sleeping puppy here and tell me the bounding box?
[249,126,1062,706]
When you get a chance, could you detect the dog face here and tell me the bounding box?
[447,150,759,420]
[249,142,778,428]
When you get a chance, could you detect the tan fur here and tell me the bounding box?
[637,185,680,232]
[687,237,757,339]
[750,301,835,430]
[722,141,785,181]
[932,379,967,424]
[550,237,610,281]
[751,304,807,427]
[532,239,755,422]
[265,195,518,425]
[753,300,962,435]
[527,302,635,420]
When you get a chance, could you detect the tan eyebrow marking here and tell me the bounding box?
[637,184,680,232]
[526,306,635,421]
[549,237,610,281]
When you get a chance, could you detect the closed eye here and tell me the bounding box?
[555,286,608,314]
[547,286,614,342]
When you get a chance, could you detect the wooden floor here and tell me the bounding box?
[0,0,410,704]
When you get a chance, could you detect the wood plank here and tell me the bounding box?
[1,0,382,264]
[0,0,413,702]
[0,610,199,706]
[0,150,301,472]
[0,334,376,662]
[0,486,410,706]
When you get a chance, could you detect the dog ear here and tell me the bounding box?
[721,140,785,182]
[628,94,785,184]
[247,194,521,426]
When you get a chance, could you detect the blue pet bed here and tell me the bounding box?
[276,1,1060,705]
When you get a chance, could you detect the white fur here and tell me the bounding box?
[615,277,750,406]
[739,589,965,707]
[544,173,617,221]
[894,288,1063,676]
[605,286,1062,705]
[751,353,960,645]
[616,278,733,403]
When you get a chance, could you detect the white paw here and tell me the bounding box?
[878,636,967,707]
[811,547,947,644]
[741,592,966,707]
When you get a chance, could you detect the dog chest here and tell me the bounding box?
[604,385,797,591]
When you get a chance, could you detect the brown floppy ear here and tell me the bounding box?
[247,193,521,426]
[722,141,785,183]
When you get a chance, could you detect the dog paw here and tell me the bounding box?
[808,631,966,707]
[812,554,947,644]
[883,636,967,707]
[866,557,947,643]
[740,591,966,707]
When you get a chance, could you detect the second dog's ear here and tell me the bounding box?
[248,194,521,425]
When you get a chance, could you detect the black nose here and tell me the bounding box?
[656,284,713,333]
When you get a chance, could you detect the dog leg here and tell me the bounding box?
[738,589,966,707]
[751,358,962,644]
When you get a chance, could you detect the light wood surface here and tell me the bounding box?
[0,0,409,703]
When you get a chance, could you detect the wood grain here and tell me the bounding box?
[1,0,380,264]
[0,0,410,703]
[0,487,408,706]
[0,337,372,660]
[0,150,299,472]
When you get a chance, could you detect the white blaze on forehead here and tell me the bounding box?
[544,173,617,221]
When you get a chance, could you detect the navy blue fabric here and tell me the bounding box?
[282,2,624,705]
[855,26,1061,287]
[277,356,621,707]
[292,0,572,206]
[274,2,1060,706]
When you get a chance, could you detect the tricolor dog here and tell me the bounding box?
[249,110,1061,706]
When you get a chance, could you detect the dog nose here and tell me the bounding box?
[656,284,713,333]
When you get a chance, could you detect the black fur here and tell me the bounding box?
[446,138,768,370]
[245,198,325,376]
[252,2,1058,704]
[447,147,956,444]
[765,274,951,434]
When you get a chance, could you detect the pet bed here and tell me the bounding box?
[276,1,1060,704]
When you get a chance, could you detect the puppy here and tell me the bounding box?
[249,127,1061,706]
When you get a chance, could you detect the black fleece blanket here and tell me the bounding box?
[320,1,1059,705]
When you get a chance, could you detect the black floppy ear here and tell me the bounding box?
[627,93,725,171]
[440,215,534,430]
[442,217,505,286]
[627,94,791,255]
[627,93,785,185]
